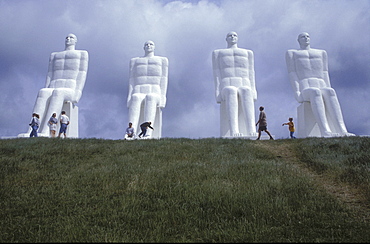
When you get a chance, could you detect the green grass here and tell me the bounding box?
[0,137,369,242]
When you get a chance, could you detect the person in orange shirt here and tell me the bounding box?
[282,117,296,139]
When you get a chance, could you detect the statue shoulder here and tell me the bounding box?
[79,49,88,55]
[286,49,297,54]
[244,48,254,56]
[78,50,89,60]
[286,49,298,58]
[160,56,168,64]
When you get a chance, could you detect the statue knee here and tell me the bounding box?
[323,87,337,97]
[238,87,252,96]
[38,88,52,97]
[52,89,74,102]
[305,88,321,97]
[222,86,238,97]
[145,93,160,103]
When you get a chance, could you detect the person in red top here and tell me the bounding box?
[282,117,296,139]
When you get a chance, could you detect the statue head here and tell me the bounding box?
[297,32,310,48]
[226,31,238,46]
[143,40,155,53]
[65,33,77,48]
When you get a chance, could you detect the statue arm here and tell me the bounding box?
[73,51,89,103]
[212,51,221,103]
[127,59,135,108]
[286,50,303,103]
[45,53,55,88]
[248,50,257,100]
[322,50,331,88]
[159,57,169,108]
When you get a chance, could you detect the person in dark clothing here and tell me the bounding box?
[138,121,154,138]
[29,113,40,137]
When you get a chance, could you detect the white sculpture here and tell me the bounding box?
[286,32,354,137]
[212,31,257,138]
[19,33,88,138]
[127,40,169,139]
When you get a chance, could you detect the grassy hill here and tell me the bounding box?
[0,136,369,242]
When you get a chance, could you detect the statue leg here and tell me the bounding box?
[40,89,73,135]
[143,93,161,136]
[321,88,353,136]
[239,87,256,136]
[222,87,239,136]
[128,93,145,135]
[302,88,332,136]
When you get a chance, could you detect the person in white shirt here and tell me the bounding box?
[125,122,135,139]
[58,111,70,138]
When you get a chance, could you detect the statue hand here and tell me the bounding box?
[216,94,222,103]
[295,92,304,103]
[73,91,82,103]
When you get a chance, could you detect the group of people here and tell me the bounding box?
[28,111,69,138]
[254,106,296,140]
[125,121,154,140]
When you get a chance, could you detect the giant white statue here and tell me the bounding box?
[18,33,89,138]
[127,40,169,139]
[286,32,354,137]
[212,31,257,138]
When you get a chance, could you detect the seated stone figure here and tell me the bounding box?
[212,31,258,138]
[285,32,354,137]
[127,40,169,139]
[19,33,88,138]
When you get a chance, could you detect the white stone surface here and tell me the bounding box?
[18,34,88,138]
[212,32,258,138]
[286,32,355,138]
[127,41,168,139]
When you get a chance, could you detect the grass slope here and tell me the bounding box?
[0,137,369,242]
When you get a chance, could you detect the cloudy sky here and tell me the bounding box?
[1,0,369,140]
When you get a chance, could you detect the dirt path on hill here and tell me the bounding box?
[255,141,370,222]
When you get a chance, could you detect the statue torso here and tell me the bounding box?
[131,56,167,94]
[49,50,87,89]
[214,48,252,88]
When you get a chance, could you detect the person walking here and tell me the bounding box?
[58,111,69,138]
[282,117,296,139]
[138,121,154,138]
[29,113,40,137]
[256,106,274,140]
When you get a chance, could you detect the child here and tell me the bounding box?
[282,117,296,139]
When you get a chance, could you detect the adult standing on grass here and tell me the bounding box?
[256,106,274,140]
[29,113,40,137]
[58,111,69,138]
[138,121,154,138]
[48,113,58,138]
